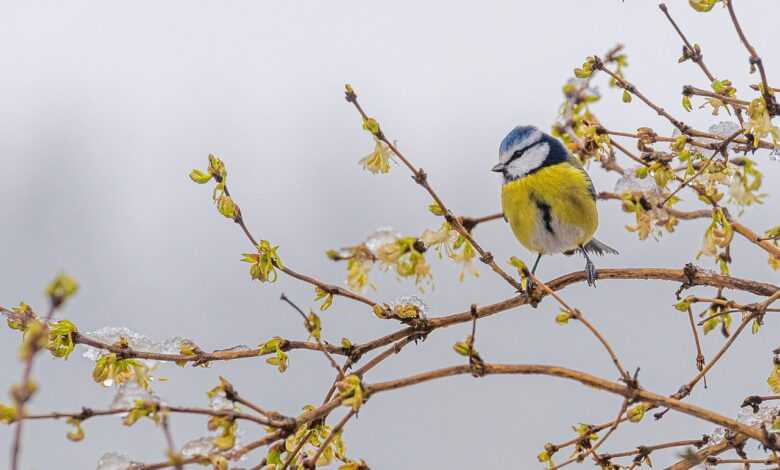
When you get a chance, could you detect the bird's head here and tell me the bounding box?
[492,125,567,182]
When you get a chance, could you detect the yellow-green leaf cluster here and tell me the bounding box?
[689,0,718,12]
[0,403,17,424]
[46,273,79,306]
[336,375,365,411]
[5,302,36,332]
[189,154,227,184]
[259,337,288,373]
[555,310,573,325]
[92,353,151,389]
[747,98,780,146]
[19,320,48,360]
[47,319,78,359]
[314,287,334,311]
[702,307,731,336]
[768,364,780,393]
[66,417,85,442]
[698,208,733,274]
[428,202,445,216]
[208,415,238,450]
[508,256,529,292]
[242,240,284,283]
[627,403,648,423]
[123,400,161,426]
[305,311,322,341]
[574,57,597,79]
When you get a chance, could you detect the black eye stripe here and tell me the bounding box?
[508,141,539,163]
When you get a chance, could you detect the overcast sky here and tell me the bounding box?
[2,1,779,469]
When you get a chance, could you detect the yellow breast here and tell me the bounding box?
[501,162,598,254]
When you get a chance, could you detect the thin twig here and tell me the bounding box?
[662,129,743,206]
[280,293,345,379]
[303,410,356,468]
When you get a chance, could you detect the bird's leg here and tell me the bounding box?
[579,246,597,287]
[526,253,542,293]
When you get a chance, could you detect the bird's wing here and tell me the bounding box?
[565,155,597,200]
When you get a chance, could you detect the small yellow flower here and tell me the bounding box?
[747,98,780,146]
[346,258,372,291]
[358,138,395,174]
[419,222,453,251]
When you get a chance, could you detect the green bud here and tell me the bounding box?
[189,169,212,184]
[689,0,717,12]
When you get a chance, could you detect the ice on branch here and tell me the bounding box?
[364,227,401,256]
[708,403,780,444]
[389,295,430,320]
[614,172,663,196]
[180,437,216,458]
[96,452,140,470]
[111,381,162,410]
[81,327,192,369]
[209,394,235,412]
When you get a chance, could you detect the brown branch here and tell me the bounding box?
[724,0,777,115]
[345,91,523,292]
[160,415,183,470]
[280,293,344,379]
[665,434,749,470]
[69,267,778,382]
[603,438,707,460]
[460,212,504,232]
[732,222,780,258]
[23,405,284,429]
[221,184,380,309]
[10,302,59,470]
[552,398,629,469]
[364,363,773,446]
[685,307,706,379]
[595,59,774,149]
[658,3,748,125]
[303,410,356,468]
[658,3,715,82]
[136,430,286,470]
[684,86,750,107]
[676,312,757,400]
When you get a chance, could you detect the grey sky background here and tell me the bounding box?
[2,1,780,468]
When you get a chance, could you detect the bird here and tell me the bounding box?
[491,125,617,287]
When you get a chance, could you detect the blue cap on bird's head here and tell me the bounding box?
[492,125,544,172]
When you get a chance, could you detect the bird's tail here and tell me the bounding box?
[581,238,619,256]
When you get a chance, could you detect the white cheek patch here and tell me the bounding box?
[505,142,550,179]
[499,128,543,164]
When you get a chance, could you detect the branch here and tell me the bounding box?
[221,184,380,309]
[364,363,773,446]
[665,434,749,470]
[724,0,777,115]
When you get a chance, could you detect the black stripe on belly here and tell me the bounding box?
[531,194,555,235]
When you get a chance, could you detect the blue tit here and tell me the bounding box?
[491,125,617,287]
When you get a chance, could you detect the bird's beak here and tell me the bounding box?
[491,162,505,173]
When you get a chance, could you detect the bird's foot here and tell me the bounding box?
[585,259,597,287]
[525,276,536,296]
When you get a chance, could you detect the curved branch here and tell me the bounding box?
[365,363,771,446]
